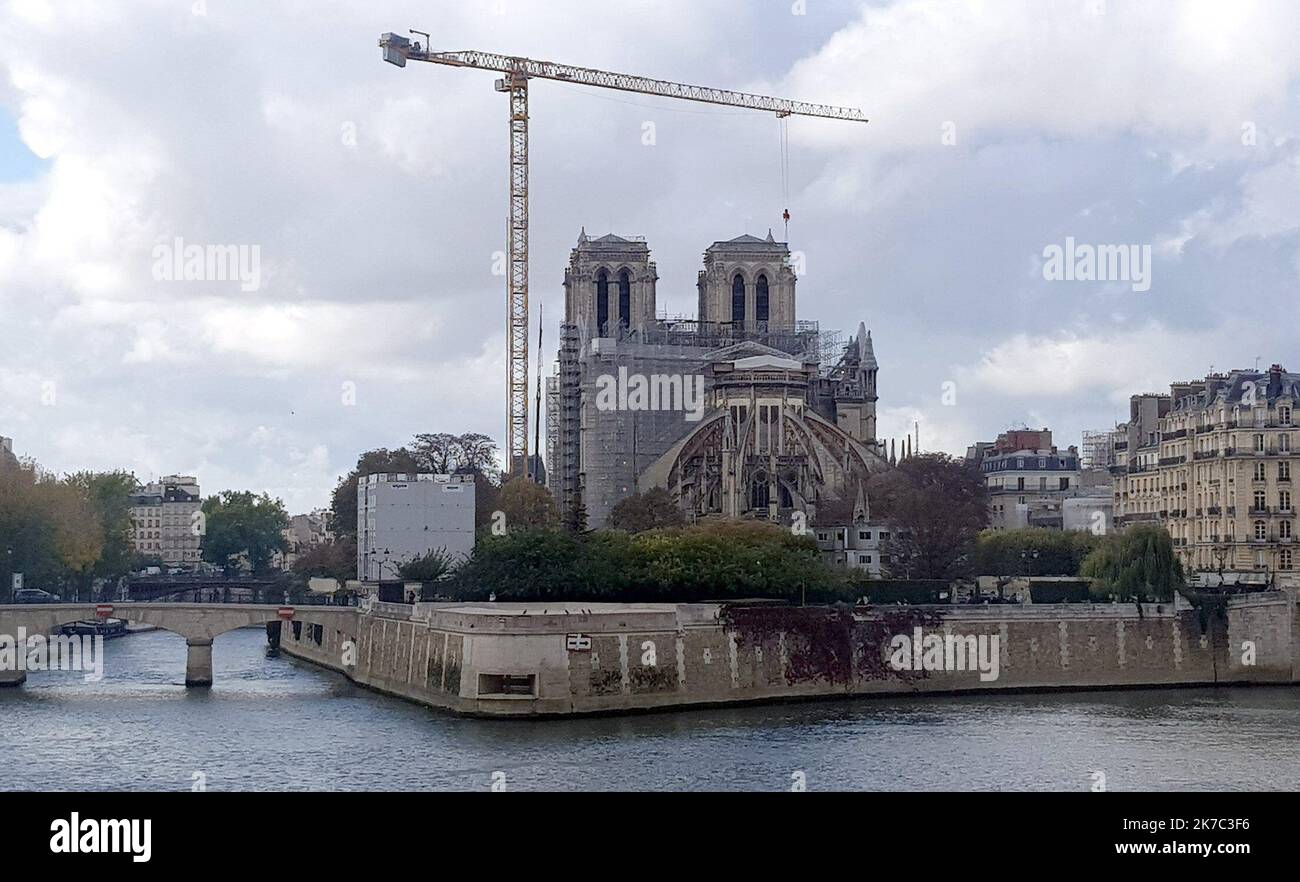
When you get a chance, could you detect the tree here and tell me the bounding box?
[973,528,1102,577]
[411,432,500,477]
[63,470,138,581]
[201,491,290,575]
[291,537,356,584]
[868,453,989,581]
[562,491,588,534]
[0,466,113,600]
[1080,524,1184,602]
[497,477,559,530]
[608,487,685,533]
[449,521,847,603]
[397,548,458,582]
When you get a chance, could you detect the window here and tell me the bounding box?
[1255,491,1267,510]
[477,673,537,697]
[1282,434,1291,453]
[731,274,746,323]
[1255,462,1266,480]
[1255,520,1268,540]
[1282,549,1293,570]
[1281,490,1292,511]
[755,273,770,323]
[1255,434,1265,452]
[618,269,631,330]
[595,269,610,334]
[1281,406,1292,426]
[1281,520,1292,540]
[858,531,869,540]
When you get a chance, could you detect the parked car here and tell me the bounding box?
[13,588,60,604]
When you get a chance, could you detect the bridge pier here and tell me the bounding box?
[185,639,213,687]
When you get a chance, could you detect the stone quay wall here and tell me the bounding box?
[277,593,1300,717]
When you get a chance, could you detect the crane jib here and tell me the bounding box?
[382,42,868,123]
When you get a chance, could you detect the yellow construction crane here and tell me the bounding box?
[379,31,869,477]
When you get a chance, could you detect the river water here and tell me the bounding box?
[2,626,1297,791]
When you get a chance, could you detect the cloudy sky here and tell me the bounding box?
[2,0,1299,512]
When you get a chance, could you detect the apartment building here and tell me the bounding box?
[968,429,1089,530]
[1113,365,1300,582]
[129,475,203,567]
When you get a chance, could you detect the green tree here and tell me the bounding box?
[1080,524,1184,602]
[291,537,356,584]
[63,470,138,581]
[397,547,458,582]
[868,454,989,580]
[497,477,559,530]
[449,521,846,603]
[201,491,290,576]
[608,487,685,533]
[973,528,1102,577]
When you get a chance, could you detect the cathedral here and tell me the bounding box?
[546,230,888,528]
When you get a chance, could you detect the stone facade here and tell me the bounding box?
[1112,365,1300,584]
[128,475,202,568]
[277,593,1300,717]
[548,230,884,528]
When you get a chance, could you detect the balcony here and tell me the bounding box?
[1207,506,1221,515]
[1250,506,1271,515]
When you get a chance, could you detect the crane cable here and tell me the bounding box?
[779,116,791,240]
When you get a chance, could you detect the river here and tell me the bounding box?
[3,626,1297,791]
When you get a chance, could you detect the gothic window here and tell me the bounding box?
[756,273,770,323]
[731,274,745,324]
[618,269,631,330]
[596,269,610,334]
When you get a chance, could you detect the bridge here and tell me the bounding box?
[0,602,355,688]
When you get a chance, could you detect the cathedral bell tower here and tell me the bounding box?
[563,229,658,338]
[696,231,797,333]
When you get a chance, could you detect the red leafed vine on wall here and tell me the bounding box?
[720,604,946,686]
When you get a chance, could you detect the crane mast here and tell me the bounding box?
[379,32,868,478]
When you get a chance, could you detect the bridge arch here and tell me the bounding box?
[0,603,354,688]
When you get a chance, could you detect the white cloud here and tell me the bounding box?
[2,0,1300,510]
